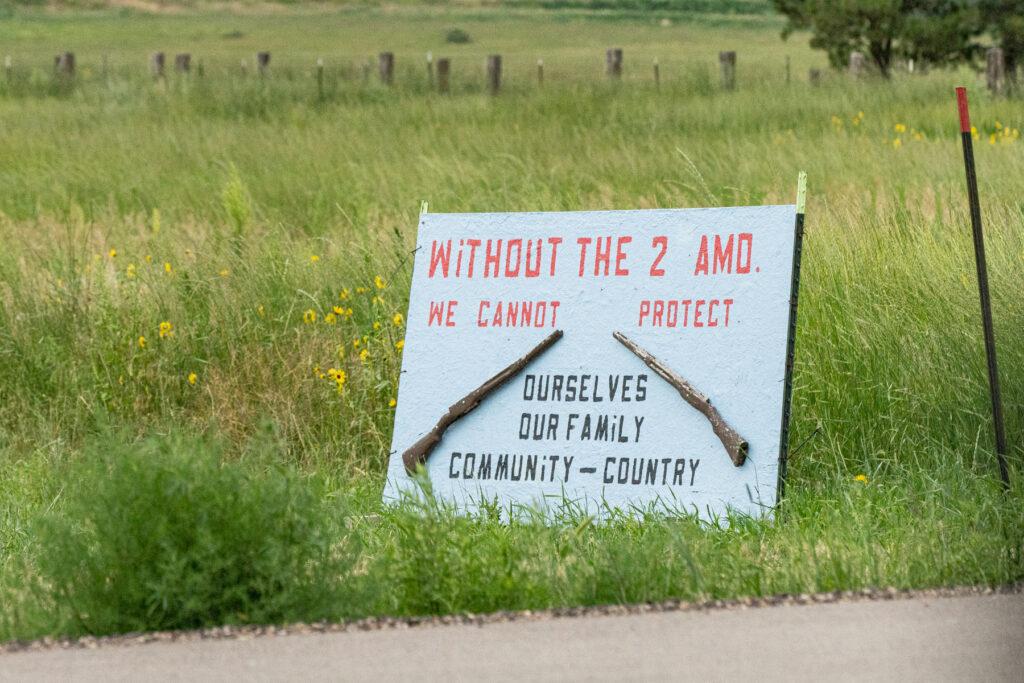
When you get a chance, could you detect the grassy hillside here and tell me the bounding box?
[0,6,1021,642]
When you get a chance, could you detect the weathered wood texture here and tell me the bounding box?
[487,54,502,95]
[719,51,736,90]
[150,52,165,78]
[256,51,271,76]
[436,57,451,93]
[378,51,394,85]
[402,330,564,474]
[613,331,748,467]
[987,48,1005,96]
[55,52,75,76]
[849,51,866,78]
[606,48,623,78]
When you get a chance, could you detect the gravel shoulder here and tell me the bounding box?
[2,585,1021,681]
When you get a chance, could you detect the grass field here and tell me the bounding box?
[0,3,1022,641]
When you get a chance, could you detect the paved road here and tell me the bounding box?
[2,592,1021,681]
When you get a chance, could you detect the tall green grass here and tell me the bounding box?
[0,7,1021,642]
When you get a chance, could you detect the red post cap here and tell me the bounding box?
[956,87,971,133]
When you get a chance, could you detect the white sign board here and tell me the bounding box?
[384,205,799,520]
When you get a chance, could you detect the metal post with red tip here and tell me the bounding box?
[955,86,1010,489]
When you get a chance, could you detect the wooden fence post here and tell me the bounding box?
[150,52,165,80]
[487,54,502,95]
[849,51,865,78]
[606,48,623,78]
[378,52,394,85]
[653,58,660,90]
[809,68,821,86]
[55,52,75,77]
[175,53,191,74]
[256,52,271,77]
[436,57,450,93]
[719,51,736,90]
[986,47,1006,96]
[537,58,544,87]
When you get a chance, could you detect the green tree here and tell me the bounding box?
[773,0,979,77]
[981,1,1024,84]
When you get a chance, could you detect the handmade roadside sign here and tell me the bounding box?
[384,181,806,520]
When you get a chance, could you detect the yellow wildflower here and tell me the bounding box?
[257,305,265,318]
[313,365,321,377]
[137,335,147,349]
[303,309,317,324]
[971,126,979,140]
[108,248,117,259]
[309,254,320,264]
[145,254,153,264]
[188,372,197,386]
[356,286,368,294]
[395,339,405,350]
[892,138,902,149]
[164,262,173,274]
[989,133,996,145]
[332,306,344,316]
[324,312,337,325]
[339,288,350,301]
[373,321,382,331]
[219,269,230,277]
[854,474,868,484]
[392,313,404,326]
[353,337,361,349]
[158,321,174,339]
[389,398,397,408]
[374,275,386,290]
[359,348,370,363]
[329,369,347,393]
[126,264,137,279]
[894,123,906,134]
[372,296,384,306]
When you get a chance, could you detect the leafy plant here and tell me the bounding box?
[445,28,472,44]
[27,431,360,637]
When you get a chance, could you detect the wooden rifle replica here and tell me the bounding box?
[402,329,564,474]
[613,331,748,467]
